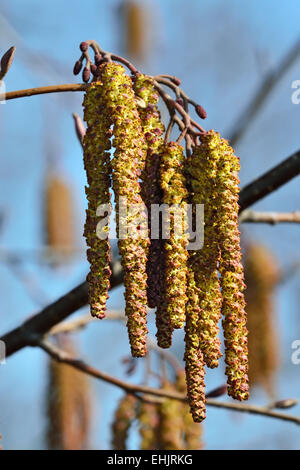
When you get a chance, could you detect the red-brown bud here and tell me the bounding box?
[94,54,103,66]
[80,41,88,52]
[90,64,97,75]
[73,60,83,75]
[176,98,184,107]
[172,77,181,86]
[0,46,16,78]
[195,105,207,119]
[82,67,91,83]
[206,384,227,398]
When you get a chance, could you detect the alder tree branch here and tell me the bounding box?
[38,338,300,426]
[240,210,300,224]
[238,149,300,211]
[228,38,300,146]
[1,83,88,101]
[1,148,300,356]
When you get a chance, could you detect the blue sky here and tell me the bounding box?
[0,0,300,450]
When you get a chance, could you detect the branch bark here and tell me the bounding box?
[39,338,300,426]
[228,38,300,146]
[1,149,300,356]
[240,210,300,224]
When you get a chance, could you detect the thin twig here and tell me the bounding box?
[239,210,300,224]
[2,83,88,101]
[38,338,300,426]
[228,38,300,146]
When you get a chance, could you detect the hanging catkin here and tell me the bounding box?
[82,81,112,319]
[100,62,149,357]
[184,269,206,422]
[46,335,91,450]
[160,142,189,330]
[138,398,160,450]
[210,131,249,401]
[134,74,165,309]
[187,141,222,368]
[245,243,279,395]
[45,172,74,255]
[176,370,204,450]
[158,381,185,450]
[111,393,137,450]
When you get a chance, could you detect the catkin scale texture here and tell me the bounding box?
[134,74,165,309]
[160,142,189,330]
[187,139,222,368]
[100,63,149,357]
[184,269,206,422]
[83,82,112,319]
[209,130,249,401]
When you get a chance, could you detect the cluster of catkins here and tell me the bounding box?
[111,371,203,450]
[81,59,249,422]
[244,243,279,396]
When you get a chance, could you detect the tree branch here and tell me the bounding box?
[0,259,123,357]
[239,149,300,211]
[239,210,300,224]
[1,83,88,101]
[228,38,300,146]
[1,149,300,356]
[39,338,300,426]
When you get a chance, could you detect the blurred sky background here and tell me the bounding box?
[0,0,300,450]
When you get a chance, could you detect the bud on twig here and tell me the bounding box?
[82,66,91,83]
[268,398,298,410]
[195,105,207,119]
[80,41,88,52]
[72,113,86,147]
[172,77,181,86]
[73,60,83,75]
[95,54,103,66]
[0,46,16,80]
[206,384,227,398]
[176,98,184,107]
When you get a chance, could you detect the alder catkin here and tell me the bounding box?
[176,370,204,450]
[158,382,185,450]
[184,269,206,422]
[45,172,74,255]
[245,243,279,395]
[111,393,137,450]
[138,398,160,450]
[82,81,112,319]
[186,140,222,368]
[211,130,249,401]
[46,335,91,450]
[160,142,189,330]
[100,63,149,357]
[134,73,165,309]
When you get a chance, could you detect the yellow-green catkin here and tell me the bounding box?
[138,397,160,450]
[83,81,112,319]
[184,269,206,422]
[134,73,165,309]
[187,139,222,368]
[46,335,91,450]
[100,63,149,357]
[111,393,137,450]
[176,371,204,450]
[211,130,249,401]
[158,381,185,450]
[160,142,189,330]
[245,243,279,396]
